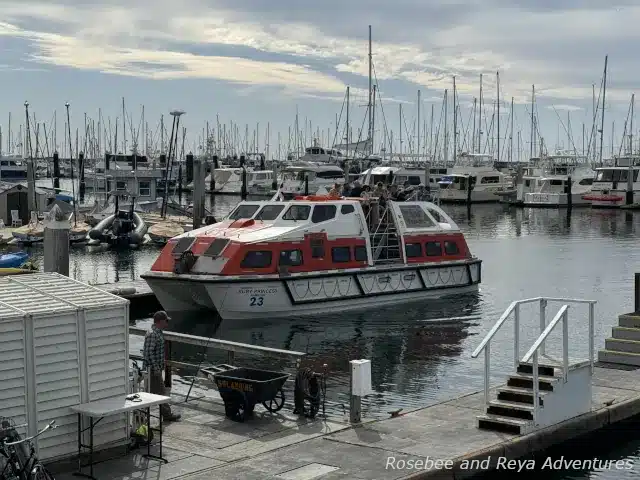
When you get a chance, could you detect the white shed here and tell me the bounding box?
[0,272,129,461]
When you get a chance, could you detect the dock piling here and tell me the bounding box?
[43,204,70,276]
[53,152,60,189]
[192,156,205,230]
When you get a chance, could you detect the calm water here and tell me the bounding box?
[12,185,640,478]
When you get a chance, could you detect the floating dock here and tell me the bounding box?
[92,278,161,318]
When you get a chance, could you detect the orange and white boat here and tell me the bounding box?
[141,196,482,320]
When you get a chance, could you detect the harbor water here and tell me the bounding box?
[12,184,640,477]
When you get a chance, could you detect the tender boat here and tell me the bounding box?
[88,197,148,248]
[141,196,482,320]
[279,163,345,199]
[148,221,185,245]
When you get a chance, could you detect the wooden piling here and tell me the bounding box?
[192,156,205,230]
[43,205,70,276]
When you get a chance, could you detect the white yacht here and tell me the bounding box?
[279,163,345,198]
[523,154,594,207]
[583,156,640,208]
[437,154,512,203]
[357,165,449,190]
[0,155,28,180]
[204,168,274,195]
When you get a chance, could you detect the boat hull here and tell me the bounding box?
[523,192,591,207]
[142,260,481,320]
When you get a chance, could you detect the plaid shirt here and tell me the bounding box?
[143,325,164,372]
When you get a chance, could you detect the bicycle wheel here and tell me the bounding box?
[30,465,54,480]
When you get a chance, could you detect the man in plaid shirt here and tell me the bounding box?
[143,311,181,421]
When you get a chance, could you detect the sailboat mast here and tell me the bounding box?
[346,86,350,158]
[496,72,500,162]
[530,85,535,159]
[452,77,457,163]
[122,97,126,154]
[443,89,448,163]
[478,74,483,152]
[630,94,635,155]
[399,104,403,159]
[368,25,372,152]
[510,97,514,162]
[599,55,608,166]
[417,90,421,160]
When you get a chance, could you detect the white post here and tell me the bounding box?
[484,344,490,408]
[532,351,539,425]
[43,205,70,276]
[589,302,595,374]
[514,304,520,368]
[562,308,569,382]
[539,298,547,356]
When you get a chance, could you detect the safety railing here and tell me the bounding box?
[521,305,569,425]
[471,297,596,410]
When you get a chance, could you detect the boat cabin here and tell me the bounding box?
[150,198,472,276]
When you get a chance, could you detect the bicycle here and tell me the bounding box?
[0,418,57,480]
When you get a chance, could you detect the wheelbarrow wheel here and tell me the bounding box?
[262,389,285,413]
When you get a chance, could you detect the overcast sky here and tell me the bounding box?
[0,1,637,159]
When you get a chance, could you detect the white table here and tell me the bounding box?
[70,392,171,480]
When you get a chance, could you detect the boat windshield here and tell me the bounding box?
[282,170,315,181]
[228,204,260,220]
[255,204,285,221]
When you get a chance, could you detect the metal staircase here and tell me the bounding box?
[472,297,596,435]
[368,204,402,264]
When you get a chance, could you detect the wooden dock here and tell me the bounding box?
[46,362,640,480]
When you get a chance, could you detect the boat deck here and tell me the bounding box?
[49,364,640,479]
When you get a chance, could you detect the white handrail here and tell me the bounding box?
[521,304,569,426]
[471,296,596,413]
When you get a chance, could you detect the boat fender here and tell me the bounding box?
[174,251,196,274]
[129,213,149,245]
[89,214,115,241]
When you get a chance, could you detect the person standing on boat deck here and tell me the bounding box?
[143,311,181,422]
[328,183,341,198]
[350,181,363,198]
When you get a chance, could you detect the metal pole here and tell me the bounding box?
[635,273,640,313]
[539,298,547,356]
[484,344,490,409]
[589,302,595,374]
[532,351,539,425]
[562,308,569,382]
[514,304,520,368]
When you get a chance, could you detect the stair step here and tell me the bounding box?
[598,349,640,366]
[619,314,640,329]
[487,400,534,420]
[477,414,531,435]
[507,373,558,391]
[605,338,640,354]
[612,326,640,341]
[517,362,555,377]
[496,387,546,406]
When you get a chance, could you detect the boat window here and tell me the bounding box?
[444,241,460,255]
[399,205,436,228]
[524,180,531,187]
[0,161,6,166]
[311,205,336,223]
[279,249,303,267]
[549,180,564,186]
[282,205,311,221]
[405,243,422,258]
[408,176,421,185]
[116,181,127,191]
[332,246,351,263]
[241,251,272,268]
[229,204,260,220]
[578,178,593,186]
[354,245,367,261]
[311,239,325,258]
[138,181,151,196]
[255,204,284,221]
[480,176,500,184]
[425,241,442,256]
[341,204,355,215]
[619,170,628,182]
[203,238,230,257]
[316,171,344,179]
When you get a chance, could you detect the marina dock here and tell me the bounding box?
[47,362,640,480]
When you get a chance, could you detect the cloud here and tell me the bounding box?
[0,0,637,108]
[546,104,584,112]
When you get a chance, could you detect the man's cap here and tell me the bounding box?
[153,311,171,322]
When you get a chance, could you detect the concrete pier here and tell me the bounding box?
[48,362,640,480]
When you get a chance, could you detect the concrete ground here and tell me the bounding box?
[51,365,640,480]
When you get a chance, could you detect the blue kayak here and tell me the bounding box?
[0,251,29,268]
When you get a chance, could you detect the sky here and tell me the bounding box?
[0,1,638,161]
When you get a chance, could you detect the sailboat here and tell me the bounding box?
[12,212,44,244]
